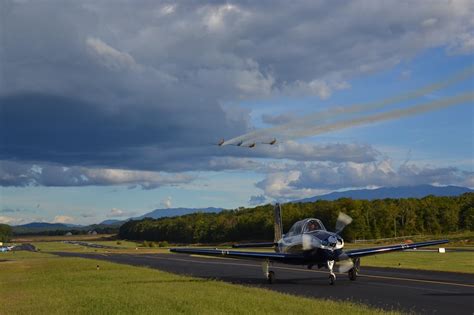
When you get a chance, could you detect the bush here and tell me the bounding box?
[158,241,169,248]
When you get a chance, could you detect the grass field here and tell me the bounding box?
[361,251,474,273]
[32,240,169,254]
[0,252,398,315]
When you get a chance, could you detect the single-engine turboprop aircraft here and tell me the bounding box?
[170,204,448,284]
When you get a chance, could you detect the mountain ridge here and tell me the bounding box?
[294,185,473,203]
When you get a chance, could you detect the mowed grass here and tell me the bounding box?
[0,252,397,315]
[32,241,170,254]
[361,251,474,273]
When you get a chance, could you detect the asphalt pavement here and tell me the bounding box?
[55,252,474,314]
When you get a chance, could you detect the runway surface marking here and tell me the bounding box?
[135,254,474,289]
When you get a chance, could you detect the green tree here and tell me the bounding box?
[0,224,12,242]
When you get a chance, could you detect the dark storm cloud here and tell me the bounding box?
[1,1,473,188]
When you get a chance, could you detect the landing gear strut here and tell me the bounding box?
[348,258,360,281]
[262,259,275,284]
[327,260,336,285]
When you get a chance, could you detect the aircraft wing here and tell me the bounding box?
[345,239,449,259]
[170,248,307,264]
[232,242,276,248]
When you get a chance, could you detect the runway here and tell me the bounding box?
[56,252,474,314]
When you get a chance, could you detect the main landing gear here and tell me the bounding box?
[348,258,360,281]
[262,259,275,284]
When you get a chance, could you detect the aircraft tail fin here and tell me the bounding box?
[274,203,283,243]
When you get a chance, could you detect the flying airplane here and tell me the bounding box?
[170,204,448,284]
[262,138,277,145]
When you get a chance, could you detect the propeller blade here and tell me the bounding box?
[335,252,354,273]
[335,212,353,234]
[336,259,354,273]
[302,234,322,251]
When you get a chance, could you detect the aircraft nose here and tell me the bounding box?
[302,234,322,250]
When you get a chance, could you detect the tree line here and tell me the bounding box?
[120,193,474,243]
[0,224,12,242]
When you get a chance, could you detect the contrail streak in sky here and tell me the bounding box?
[285,92,473,139]
[222,66,474,145]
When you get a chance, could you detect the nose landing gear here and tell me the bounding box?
[327,260,336,285]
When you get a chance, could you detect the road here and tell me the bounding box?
[55,252,474,314]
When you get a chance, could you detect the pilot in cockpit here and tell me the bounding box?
[307,220,319,232]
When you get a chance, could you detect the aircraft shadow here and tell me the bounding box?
[214,275,342,286]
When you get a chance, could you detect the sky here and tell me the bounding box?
[0,1,473,225]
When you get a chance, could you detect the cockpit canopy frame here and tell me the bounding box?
[285,218,326,237]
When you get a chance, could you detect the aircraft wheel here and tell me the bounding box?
[329,274,336,285]
[348,268,357,281]
[267,271,275,284]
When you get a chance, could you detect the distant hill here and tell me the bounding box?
[12,222,118,235]
[12,222,74,234]
[15,222,71,230]
[134,207,223,220]
[99,219,123,225]
[295,185,473,203]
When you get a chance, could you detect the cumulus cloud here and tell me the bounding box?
[0,216,17,224]
[1,1,473,189]
[52,215,75,224]
[0,161,195,189]
[256,160,474,200]
[160,196,172,209]
[106,208,136,218]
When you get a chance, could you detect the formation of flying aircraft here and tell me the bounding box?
[215,138,277,148]
[170,204,448,285]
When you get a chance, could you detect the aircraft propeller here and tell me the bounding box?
[302,212,355,273]
[335,252,354,273]
[335,212,353,234]
[334,212,354,272]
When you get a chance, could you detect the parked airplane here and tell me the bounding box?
[0,245,14,252]
[170,204,448,284]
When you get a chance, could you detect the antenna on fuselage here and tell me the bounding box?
[274,203,283,243]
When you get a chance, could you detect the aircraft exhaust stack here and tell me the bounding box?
[274,203,283,244]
